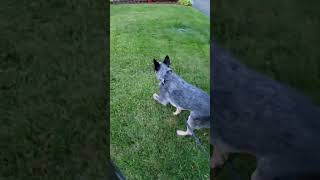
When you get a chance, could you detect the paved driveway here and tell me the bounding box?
[192,0,210,17]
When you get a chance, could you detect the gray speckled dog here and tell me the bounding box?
[153,55,210,136]
[212,42,320,180]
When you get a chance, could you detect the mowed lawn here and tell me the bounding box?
[111,5,210,179]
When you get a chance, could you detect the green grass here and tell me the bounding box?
[213,0,320,179]
[111,4,210,179]
[0,1,108,179]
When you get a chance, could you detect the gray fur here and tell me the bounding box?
[212,42,320,180]
[153,56,210,136]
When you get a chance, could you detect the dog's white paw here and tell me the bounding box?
[176,130,191,136]
[173,109,182,116]
[153,93,159,100]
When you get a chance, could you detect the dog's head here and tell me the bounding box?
[153,55,171,82]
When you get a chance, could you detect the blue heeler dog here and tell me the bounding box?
[212,42,320,180]
[153,55,210,136]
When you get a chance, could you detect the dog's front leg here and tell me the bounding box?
[153,93,168,105]
[211,145,229,177]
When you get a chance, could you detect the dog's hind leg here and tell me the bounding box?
[251,167,272,180]
[251,158,275,180]
[211,145,229,169]
[176,115,193,136]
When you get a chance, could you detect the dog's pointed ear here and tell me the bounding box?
[154,59,160,71]
[163,55,170,67]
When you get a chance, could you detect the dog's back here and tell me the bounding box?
[162,71,210,114]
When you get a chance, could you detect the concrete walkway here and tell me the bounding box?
[192,0,210,17]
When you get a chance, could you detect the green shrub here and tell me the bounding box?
[178,0,192,6]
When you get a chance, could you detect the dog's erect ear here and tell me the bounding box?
[154,59,160,71]
[163,55,170,67]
